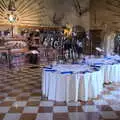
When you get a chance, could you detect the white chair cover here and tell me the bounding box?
[42,69,56,97]
[89,71,98,99]
[79,72,91,101]
[55,73,74,102]
[48,72,57,100]
[104,65,112,83]
[111,64,120,83]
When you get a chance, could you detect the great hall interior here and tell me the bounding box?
[0,0,120,120]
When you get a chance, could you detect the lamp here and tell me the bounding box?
[6,12,17,37]
[8,13,16,23]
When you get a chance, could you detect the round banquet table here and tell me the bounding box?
[42,64,104,102]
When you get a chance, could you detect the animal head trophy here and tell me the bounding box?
[73,0,89,17]
[50,12,64,26]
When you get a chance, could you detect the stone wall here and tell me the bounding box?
[90,0,120,30]
[44,0,90,30]
[1,0,120,55]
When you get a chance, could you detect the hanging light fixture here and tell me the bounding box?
[7,0,17,37]
[8,0,16,11]
[8,12,17,23]
[7,0,17,23]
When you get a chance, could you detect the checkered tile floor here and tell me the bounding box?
[0,66,120,120]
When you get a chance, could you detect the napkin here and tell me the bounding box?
[80,70,92,74]
[43,67,52,69]
[61,71,73,74]
[45,69,56,72]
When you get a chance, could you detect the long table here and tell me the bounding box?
[42,56,120,102]
[86,56,120,83]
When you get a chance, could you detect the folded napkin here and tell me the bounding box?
[115,60,120,63]
[80,70,91,74]
[90,65,101,68]
[104,57,111,60]
[110,63,115,65]
[45,69,56,72]
[43,67,52,69]
[93,67,100,71]
[72,62,79,64]
[61,71,73,74]
[94,63,103,66]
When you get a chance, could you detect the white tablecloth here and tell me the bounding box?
[86,57,120,83]
[42,56,120,102]
[42,65,104,102]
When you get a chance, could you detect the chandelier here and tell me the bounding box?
[7,0,17,37]
[7,0,17,23]
[8,12,17,23]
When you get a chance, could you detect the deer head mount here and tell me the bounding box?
[73,0,89,17]
[50,12,64,26]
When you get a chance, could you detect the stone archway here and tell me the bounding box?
[114,32,120,54]
[103,31,116,56]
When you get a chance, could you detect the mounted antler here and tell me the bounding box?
[50,12,64,25]
[73,0,89,17]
